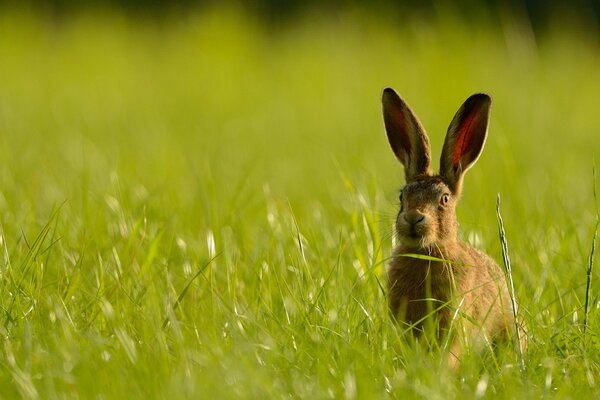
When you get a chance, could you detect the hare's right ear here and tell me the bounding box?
[439,93,491,194]
[382,88,432,181]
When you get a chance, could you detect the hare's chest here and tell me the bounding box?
[388,258,455,326]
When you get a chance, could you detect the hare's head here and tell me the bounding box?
[382,88,491,250]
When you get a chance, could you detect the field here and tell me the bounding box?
[0,5,599,398]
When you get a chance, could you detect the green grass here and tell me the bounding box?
[0,5,599,398]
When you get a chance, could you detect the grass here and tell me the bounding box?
[584,165,599,340]
[496,194,525,373]
[0,5,599,398]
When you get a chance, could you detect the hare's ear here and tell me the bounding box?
[440,93,491,194]
[382,88,432,182]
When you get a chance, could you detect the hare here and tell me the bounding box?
[382,88,519,365]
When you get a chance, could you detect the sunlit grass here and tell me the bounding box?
[0,5,599,398]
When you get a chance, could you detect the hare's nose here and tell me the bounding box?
[404,212,425,226]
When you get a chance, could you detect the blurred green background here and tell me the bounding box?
[0,1,599,398]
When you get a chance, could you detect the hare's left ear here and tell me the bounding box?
[440,93,491,194]
[382,88,432,182]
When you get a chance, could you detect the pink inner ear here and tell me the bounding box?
[385,106,412,158]
[452,109,483,168]
[396,109,412,155]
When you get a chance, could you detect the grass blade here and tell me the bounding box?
[162,253,220,329]
[584,165,599,338]
[496,194,525,373]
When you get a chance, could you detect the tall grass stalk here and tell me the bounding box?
[496,195,525,373]
[583,165,599,338]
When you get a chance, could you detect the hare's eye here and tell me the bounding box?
[440,194,450,206]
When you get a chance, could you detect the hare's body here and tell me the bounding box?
[389,241,511,340]
[381,89,520,363]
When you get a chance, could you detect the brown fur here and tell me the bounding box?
[381,89,520,365]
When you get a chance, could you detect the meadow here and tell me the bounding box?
[0,5,599,398]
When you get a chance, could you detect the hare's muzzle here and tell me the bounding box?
[397,210,428,243]
[403,211,425,227]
